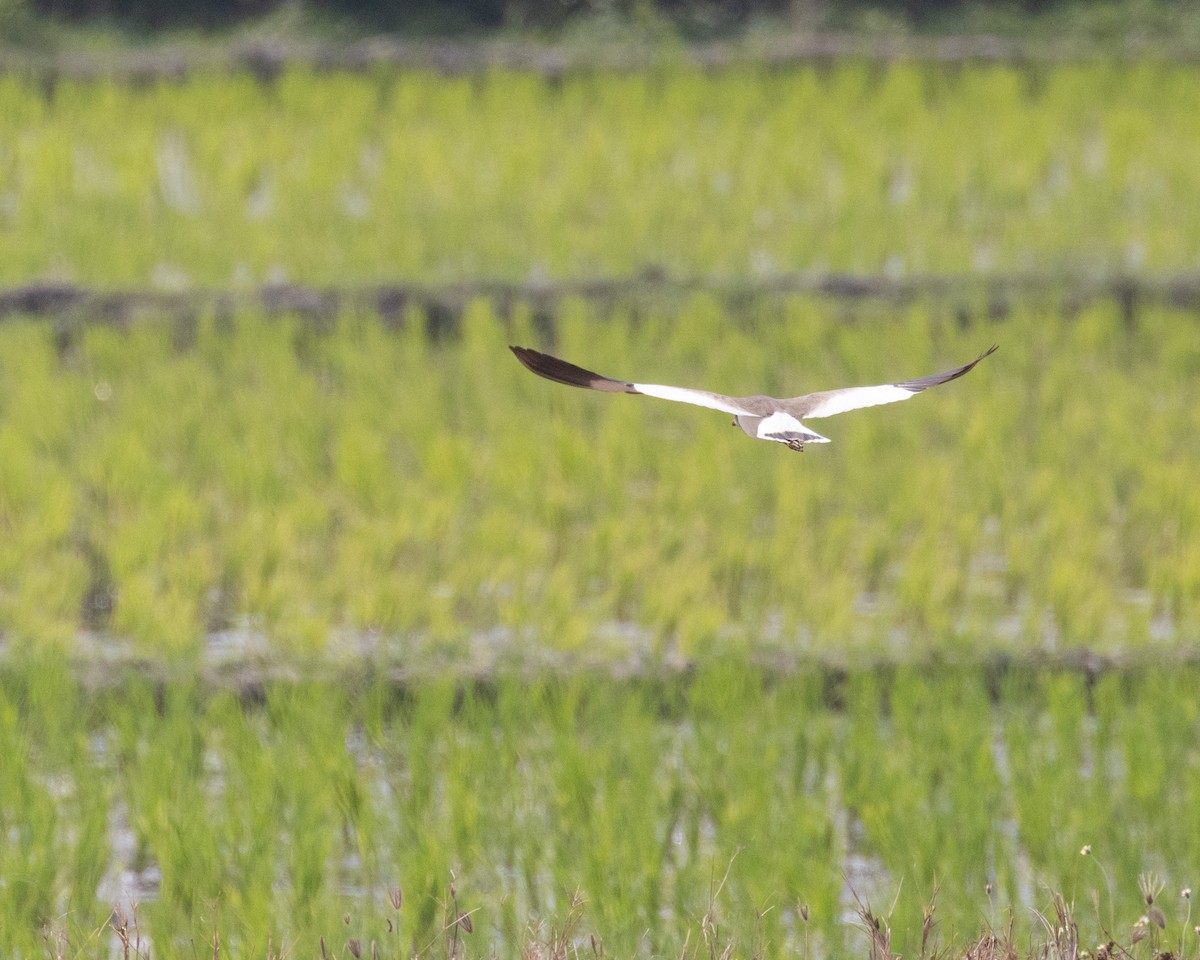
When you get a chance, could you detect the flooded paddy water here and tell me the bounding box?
[3,654,1198,957]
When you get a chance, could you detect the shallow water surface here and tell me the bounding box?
[6,660,1197,957]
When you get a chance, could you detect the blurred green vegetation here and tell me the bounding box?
[1,295,1197,660]
[2,657,1197,957]
[2,62,1200,287]
[3,52,1199,957]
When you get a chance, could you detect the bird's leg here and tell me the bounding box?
[787,439,805,452]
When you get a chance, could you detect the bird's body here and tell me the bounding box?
[510,344,997,451]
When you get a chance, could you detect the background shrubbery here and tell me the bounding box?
[8,0,1197,38]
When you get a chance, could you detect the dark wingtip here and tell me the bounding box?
[509,345,635,393]
[510,345,561,378]
[896,343,999,393]
[968,343,999,369]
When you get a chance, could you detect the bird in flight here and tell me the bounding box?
[510,343,997,451]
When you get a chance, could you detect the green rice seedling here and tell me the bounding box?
[0,655,112,952]
[6,63,1200,285]
[2,657,1200,955]
[1,293,1198,659]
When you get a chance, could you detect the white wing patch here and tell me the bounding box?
[802,383,917,419]
[757,411,831,444]
[632,382,752,416]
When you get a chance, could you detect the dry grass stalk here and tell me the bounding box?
[83,878,1200,960]
[920,882,941,959]
[520,889,587,960]
[1033,892,1079,960]
[111,904,150,960]
[851,889,897,960]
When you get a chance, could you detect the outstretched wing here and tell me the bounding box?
[791,345,997,420]
[510,346,756,417]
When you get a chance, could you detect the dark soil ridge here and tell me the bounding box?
[2,271,1196,331]
[4,632,1197,706]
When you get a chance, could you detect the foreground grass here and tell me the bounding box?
[51,886,1200,960]
[4,659,1198,957]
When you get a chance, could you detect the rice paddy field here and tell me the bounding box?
[1,56,1199,959]
[3,61,1200,285]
